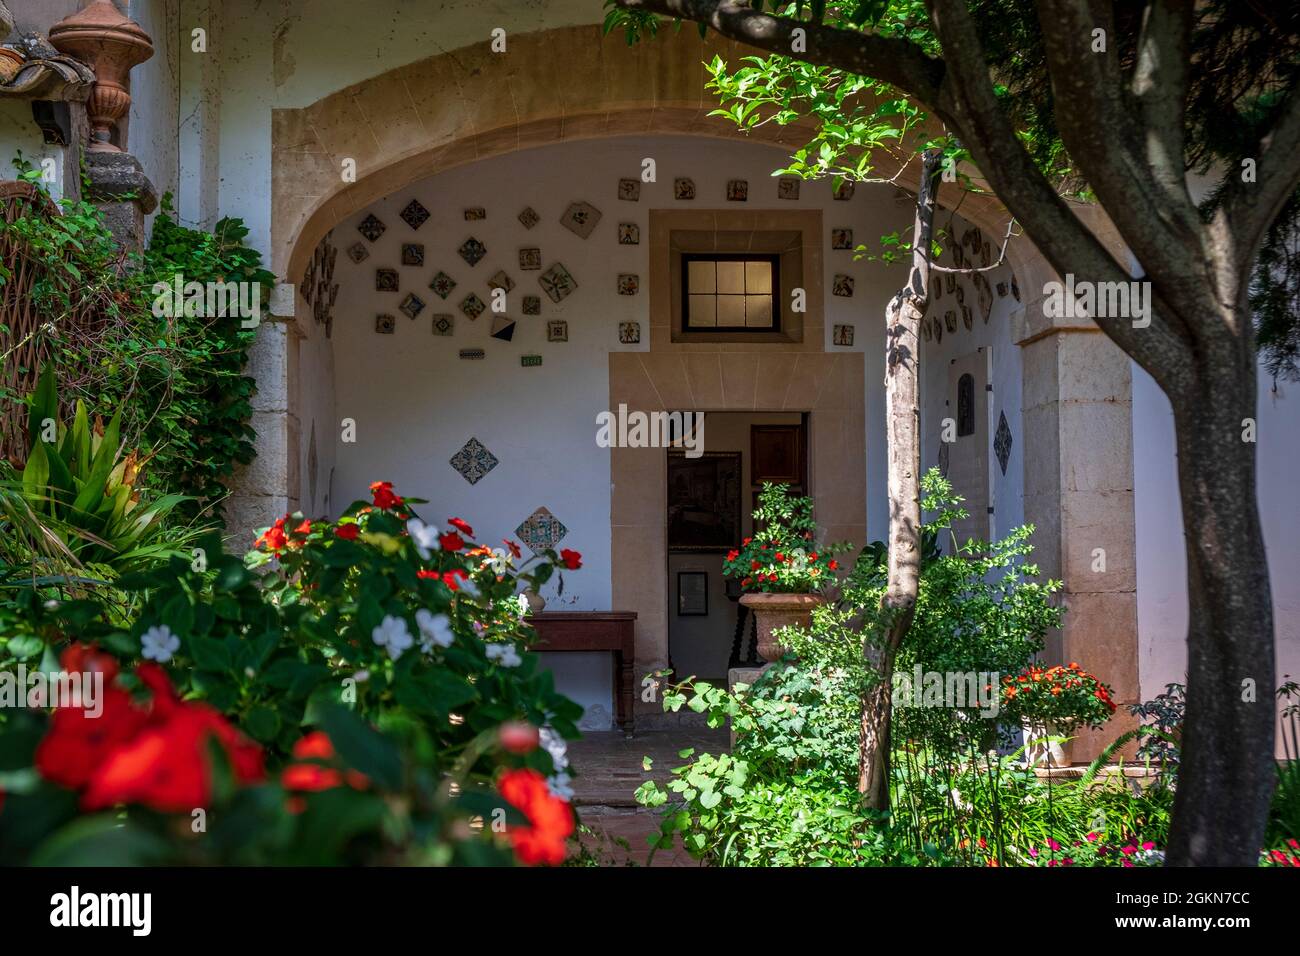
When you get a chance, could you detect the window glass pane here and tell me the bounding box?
[717,295,746,326]
[745,295,774,328]
[745,260,772,294]
[716,261,745,294]
[687,260,716,293]
[689,294,717,326]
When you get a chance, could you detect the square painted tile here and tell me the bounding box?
[429,271,457,299]
[460,292,486,319]
[833,324,855,347]
[488,270,515,293]
[518,206,540,229]
[547,319,568,342]
[560,201,602,239]
[399,292,426,320]
[832,180,855,201]
[522,295,541,315]
[726,179,748,201]
[458,237,487,267]
[674,178,695,200]
[401,243,424,267]
[376,269,399,292]
[831,228,853,250]
[618,223,639,245]
[399,199,430,230]
[375,314,396,334]
[450,437,499,485]
[617,274,639,296]
[539,262,577,303]
[347,241,370,263]
[519,248,542,271]
[515,506,568,552]
[619,322,641,345]
[832,274,854,297]
[777,177,800,200]
[432,313,454,336]
[464,207,486,220]
[357,214,386,242]
[618,178,640,201]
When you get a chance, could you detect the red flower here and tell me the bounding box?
[334,523,360,540]
[560,548,583,570]
[498,722,540,754]
[440,531,466,552]
[282,731,368,793]
[294,519,312,536]
[35,684,148,789]
[443,569,468,591]
[255,517,288,552]
[742,537,752,546]
[828,560,839,571]
[59,642,119,684]
[417,569,439,580]
[775,552,785,562]
[447,517,474,537]
[808,553,818,562]
[498,768,574,866]
[751,560,761,571]
[369,481,403,511]
[503,539,522,559]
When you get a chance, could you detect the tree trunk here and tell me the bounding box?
[858,149,942,806]
[1165,333,1276,865]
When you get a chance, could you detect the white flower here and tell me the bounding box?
[415,608,454,653]
[515,593,530,617]
[406,517,441,560]
[353,669,370,682]
[485,642,522,667]
[547,772,575,801]
[371,614,414,660]
[539,726,569,772]
[487,548,511,574]
[141,625,180,663]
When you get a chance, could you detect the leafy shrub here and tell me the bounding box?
[721,482,850,593]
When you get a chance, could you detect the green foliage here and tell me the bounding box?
[721,482,850,593]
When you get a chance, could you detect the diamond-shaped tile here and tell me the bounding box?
[539,262,577,303]
[399,293,425,319]
[400,199,429,230]
[515,506,568,552]
[461,293,486,319]
[560,201,602,239]
[458,237,487,267]
[518,206,540,229]
[432,313,454,336]
[487,270,515,293]
[347,241,370,263]
[994,411,1013,476]
[429,271,457,299]
[450,437,499,485]
[357,214,385,242]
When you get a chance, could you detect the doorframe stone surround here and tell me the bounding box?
[253,24,1141,754]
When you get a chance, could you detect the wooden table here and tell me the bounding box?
[525,612,637,730]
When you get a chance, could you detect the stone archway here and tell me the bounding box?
[260,24,1140,754]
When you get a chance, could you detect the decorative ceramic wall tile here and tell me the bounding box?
[450,436,499,484]
[432,314,454,336]
[357,214,386,242]
[539,262,577,303]
[401,243,424,267]
[954,283,966,305]
[515,506,568,552]
[618,178,640,201]
[547,319,568,342]
[618,322,641,344]
[399,200,429,231]
[833,324,855,347]
[961,305,973,330]
[935,279,944,301]
[375,314,396,334]
[994,411,1013,476]
[464,207,486,221]
[944,309,957,332]
[938,440,950,478]
[518,206,540,229]
[490,314,516,341]
[347,241,369,263]
[521,354,543,367]
[777,177,800,200]
[1011,275,1021,302]
[522,295,541,316]
[674,178,695,200]
[618,223,639,245]
[429,271,457,299]
[459,348,485,360]
[726,179,748,201]
[458,237,487,267]
[560,201,602,239]
[953,242,966,269]
[400,293,426,320]
[488,270,515,293]
[832,180,855,201]
[932,316,943,343]
[996,281,1008,297]
[831,274,854,297]
[923,316,933,341]
[973,273,993,323]
[461,292,486,319]
[617,274,639,296]
[831,228,853,250]
[375,269,399,292]
[519,248,542,271]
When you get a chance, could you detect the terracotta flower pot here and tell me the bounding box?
[0,47,24,85]
[739,592,824,662]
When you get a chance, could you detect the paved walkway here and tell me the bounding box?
[569,728,729,867]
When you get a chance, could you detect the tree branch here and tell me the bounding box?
[1219,88,1300,270]
[1132,0,1194,203]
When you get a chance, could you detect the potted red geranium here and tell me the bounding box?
[1000,662,1117,768]
[722,483,849,661]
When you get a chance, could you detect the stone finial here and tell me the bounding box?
[48,0,153,152]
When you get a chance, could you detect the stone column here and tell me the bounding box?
[1014,247,1141,763]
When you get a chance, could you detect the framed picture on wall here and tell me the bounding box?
[751,424,804,486]
[677,571,709,616]
[667,451,742,552]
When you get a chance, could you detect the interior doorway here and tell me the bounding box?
[945,348,993,547]
[665,411,809,682]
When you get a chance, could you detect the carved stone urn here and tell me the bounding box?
[49,0,154,151]
[739,592,824,662]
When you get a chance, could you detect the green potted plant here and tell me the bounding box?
[1000,662,1117,768]
[722,482,849,661]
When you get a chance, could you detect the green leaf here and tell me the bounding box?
[317,704,403,791]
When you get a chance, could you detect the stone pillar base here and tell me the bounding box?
[84,151,157,252]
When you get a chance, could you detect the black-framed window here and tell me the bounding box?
[682,253,780,331]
